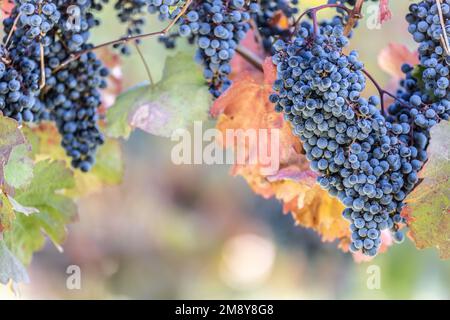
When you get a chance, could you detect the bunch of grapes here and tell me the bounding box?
[406,0,450,99]
[148,0,260,97]
[252,0,299,53]
[179,0,261,97]
[386,63,449,204]
[1,0,61,122]
[0,0,108,172]
[269,23,419,256]
[41,0,108,172]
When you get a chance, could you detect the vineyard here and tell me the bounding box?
[0,0,448,299]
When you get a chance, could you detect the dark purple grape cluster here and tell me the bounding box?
[406,0,450,99]
[0,0,61,122]
[42,0,108,172]
[268,19,450,256]
[148,0,259,97]
[0,0,108,172]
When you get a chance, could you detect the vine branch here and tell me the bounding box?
[343,0,365,35]
[235,45,263,71]
[54,0,193,72]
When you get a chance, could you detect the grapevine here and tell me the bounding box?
[0,0,449,288]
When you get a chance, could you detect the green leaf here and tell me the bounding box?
[106,52,212,139]
[0,239,29,285]
[0,116,27,185]
[4,144,34,189]
[4,160,77,264]
[405,121,450,259]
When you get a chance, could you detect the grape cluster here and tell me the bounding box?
[1,0,61,122]
[269,23,420,256]
[180,0,260,97]
[406,0,450,99]
[1,0,108,172]
[149,0,259,97]
[386,63,449,201]
[253,0,299,53]
[42,0,108,171]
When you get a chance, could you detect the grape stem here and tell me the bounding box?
[249,19,263,48]
[4,12,21,48]
[361,69,411,116]
[54,0,193,72]
[134,43,154,85]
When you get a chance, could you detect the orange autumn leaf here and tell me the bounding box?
[289,185,348,243]
[213,58,350,245]
[268,169,348,244]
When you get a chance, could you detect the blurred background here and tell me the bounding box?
[1,0,449,299]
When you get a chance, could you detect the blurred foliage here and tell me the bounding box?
[404,121,450,259]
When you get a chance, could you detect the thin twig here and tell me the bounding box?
[134,43,154,85]
[4,12,21,47]
[235,45,263,71]
[361,69,410,115]
[54,0,193,72]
